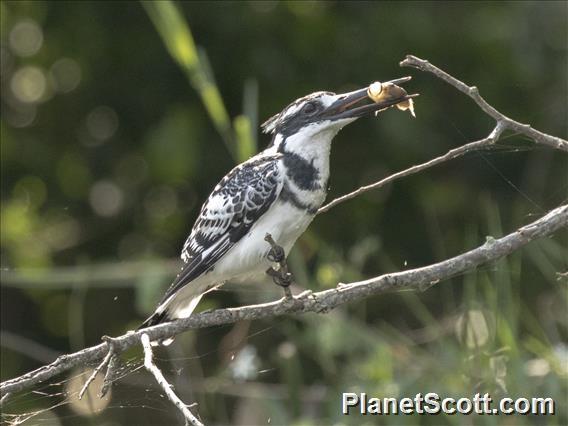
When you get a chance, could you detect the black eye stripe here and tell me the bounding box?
[264,92,334,137]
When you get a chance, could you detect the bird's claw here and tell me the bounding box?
[265,233,294,299]
[267,245,285,263]
[266,267,292,288]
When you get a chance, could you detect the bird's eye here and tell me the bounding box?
[302,102,317,115]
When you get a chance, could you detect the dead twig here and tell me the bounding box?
[318,122,506,213]
[78,348,112,400]
[77,336,120,400]
[98,351,120,398]
[400,55,568,152]
[141,334,203,426]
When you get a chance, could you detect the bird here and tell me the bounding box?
[139,80,414,344]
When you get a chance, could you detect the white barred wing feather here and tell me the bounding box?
[158,154,283,304]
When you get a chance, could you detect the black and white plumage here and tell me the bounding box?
[139,83,413,342]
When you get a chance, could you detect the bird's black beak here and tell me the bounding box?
[323,77,418,121]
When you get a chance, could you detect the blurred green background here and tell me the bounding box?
[1,1,567,425]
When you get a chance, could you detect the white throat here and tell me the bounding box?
[272,125,342,178]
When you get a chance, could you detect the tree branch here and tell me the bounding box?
[319,55,567,214]
[318,122,506,214]
[400,55,568,152]
[141,334,203,426]
[78,335,117,400]
[2,203,566,399]
[77,345,113,400]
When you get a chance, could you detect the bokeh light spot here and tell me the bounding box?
[85,106,119,143]
[10,66,46,103]
[1,199,33,244]
[43,215,81,251]
[66,368,111,416]
[89,180,124,217]
[229,345,260,381]
[9,19,43,57]
[50,57,81,93]
[3,103,37,128]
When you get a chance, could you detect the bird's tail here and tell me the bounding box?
[137,311,175,346]
[137,294,203,346]
[138,310,171,330]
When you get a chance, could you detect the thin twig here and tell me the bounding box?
[2,203,566,397]
[78,338,115,400]
[400,54,568,152]
[318,122,506,214]
[141,334,203,426]
[99,350,122,398]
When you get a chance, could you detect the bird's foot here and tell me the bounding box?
[266,266,292,288]
[264,233,293,299]
[265,234,285,263]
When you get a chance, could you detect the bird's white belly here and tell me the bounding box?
[212,200,314,280]
[163,201,315,320]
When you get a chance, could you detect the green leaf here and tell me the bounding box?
[142,0,235,159]
[234,115,255,162]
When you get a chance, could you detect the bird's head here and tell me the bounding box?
[262,80,415,151]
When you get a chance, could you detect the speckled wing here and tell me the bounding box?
[158,154,283,304]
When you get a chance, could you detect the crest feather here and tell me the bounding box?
[261,112,281,134]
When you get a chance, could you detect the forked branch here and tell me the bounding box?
[400,55,568,152]
[319,55,567,213]
[141,334,203,426]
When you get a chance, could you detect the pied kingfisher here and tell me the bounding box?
[140,81,413,341]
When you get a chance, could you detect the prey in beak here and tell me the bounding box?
[324,76,418,121]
